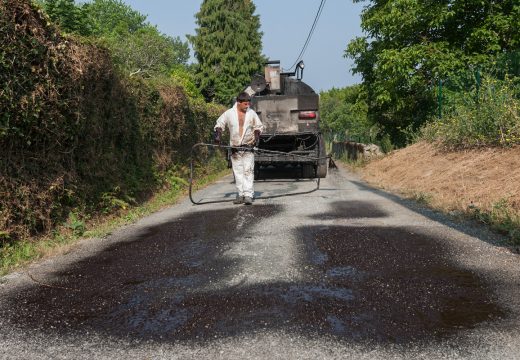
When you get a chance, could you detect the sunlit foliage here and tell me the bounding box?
[346,0,519,146]
[189,0,265,104]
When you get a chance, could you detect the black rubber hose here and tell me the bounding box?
[189,143,325,205]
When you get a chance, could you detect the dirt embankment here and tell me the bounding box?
[360,142,520,232]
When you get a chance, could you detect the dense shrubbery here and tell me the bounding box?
[421,75,520,148]
[320,85,370,141]
[346,0,519,147]
[319,85,394,153]
[0,0,224,242]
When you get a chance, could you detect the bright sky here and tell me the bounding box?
[122,0,364,92]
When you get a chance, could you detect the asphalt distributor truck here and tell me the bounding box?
[189,61,327,204]
[244,60,328,179]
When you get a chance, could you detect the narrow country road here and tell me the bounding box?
[1,166,519,359]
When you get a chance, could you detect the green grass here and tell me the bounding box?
[411,191,434,206]
[0,241,38,271]
[467,199,520,247]
[421,75,520,149]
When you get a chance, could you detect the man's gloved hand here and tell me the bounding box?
[214,127,222,146]
[254,130,261,147]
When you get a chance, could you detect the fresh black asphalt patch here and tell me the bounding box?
[0,201,506,345]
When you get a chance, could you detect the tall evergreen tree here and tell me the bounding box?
[188,0,264,104]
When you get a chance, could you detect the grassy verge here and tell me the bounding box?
[0,166,230,276]
[334,153,369,171]
[338,156,520,249]
[384,184,519,248]
[409,191,520,248]
[467,199,520,247]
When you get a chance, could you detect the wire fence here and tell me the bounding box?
[436,51,520,119]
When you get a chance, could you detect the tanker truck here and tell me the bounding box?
[245,60,327,179]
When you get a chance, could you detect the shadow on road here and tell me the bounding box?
[312,200,389,220]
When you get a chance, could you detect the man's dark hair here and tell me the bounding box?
[237,92,251,102]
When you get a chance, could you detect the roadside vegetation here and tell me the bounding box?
[322,1,519,246]
[345,0,518,148]
[0,158,228,275]
[188,0,265,104]
[320,84,394,154]
[421,75,520,148]
[1,0,265,272]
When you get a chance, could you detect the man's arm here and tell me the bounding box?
[252,112,263,147]
[214,110,228,132]
[213,110,229,145]
[252,112,264,132]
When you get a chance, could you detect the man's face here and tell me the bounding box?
[237,100,250,112]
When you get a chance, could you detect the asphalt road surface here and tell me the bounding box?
[1,166,519,359]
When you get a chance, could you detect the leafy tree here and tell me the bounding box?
[40,0,91,35]
[320,85,375,143]
[39,0,189,77]
[346,0,519,146]
[104,26,190,77]
[188,0,264,104]
[81,0,148,36]
[82,0,190,77]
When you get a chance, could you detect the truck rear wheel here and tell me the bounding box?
[317,135,328,178]
[317,163,327,178]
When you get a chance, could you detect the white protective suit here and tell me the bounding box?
[214,103,264,198]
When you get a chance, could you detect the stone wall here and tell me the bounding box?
[331,141,383,161]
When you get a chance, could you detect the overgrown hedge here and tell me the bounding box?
[0,0,223,242]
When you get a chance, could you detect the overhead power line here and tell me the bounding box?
[287,0,327,71]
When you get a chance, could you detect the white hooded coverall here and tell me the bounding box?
[214,103,264,198]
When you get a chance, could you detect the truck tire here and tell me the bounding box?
[317,135,328,178]
[317,162,327,178]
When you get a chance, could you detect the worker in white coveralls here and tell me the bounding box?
[214,92,264,205]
